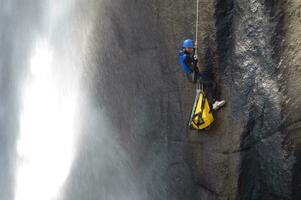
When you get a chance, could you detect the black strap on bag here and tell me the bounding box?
[192,89,206,127]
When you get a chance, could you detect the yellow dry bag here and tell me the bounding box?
[188,87,214,130]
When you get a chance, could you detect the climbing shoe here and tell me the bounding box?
[212,100,226,111]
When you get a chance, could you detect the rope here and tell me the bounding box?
[195,0,200,53]
[195,0,201,90]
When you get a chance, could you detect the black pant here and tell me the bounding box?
[186,71,218,103]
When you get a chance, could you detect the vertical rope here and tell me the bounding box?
[195,0,200,52]
[195,0,202,89]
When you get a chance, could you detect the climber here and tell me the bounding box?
[178,39,226,110]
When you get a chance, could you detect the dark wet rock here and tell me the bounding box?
[4,0,299,199]
[2,0,300,199]
[79,0,301,199]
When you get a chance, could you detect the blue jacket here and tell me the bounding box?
[178,50,196,73]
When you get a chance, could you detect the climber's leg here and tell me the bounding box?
[198,73,226,110]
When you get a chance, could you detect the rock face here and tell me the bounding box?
[2,0,300,200]
[81,0,301,199]
[232,1,292,199]
[282,1,301,199]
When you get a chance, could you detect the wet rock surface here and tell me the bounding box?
[85,0,301,199]
[81,0,301,199]
[1,0,301,199]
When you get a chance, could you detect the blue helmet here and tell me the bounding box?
[182,39,194,48]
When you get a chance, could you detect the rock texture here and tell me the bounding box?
[282,1,301,199]
[78,0,301,199]
[2,0,301,199]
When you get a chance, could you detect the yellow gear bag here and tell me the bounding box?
[188,87,214,130]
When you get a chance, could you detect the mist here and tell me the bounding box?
[1,0,143,199]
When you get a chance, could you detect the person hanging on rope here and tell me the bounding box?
[178,39,226,110]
